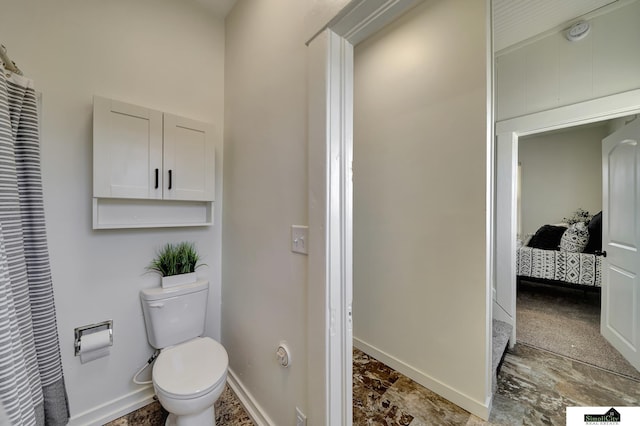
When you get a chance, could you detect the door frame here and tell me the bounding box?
[307,2,424,424]
[307,0,492,423]
[494,89,640,344]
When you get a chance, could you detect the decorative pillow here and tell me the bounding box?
[584,211,602,254]
[560,222,590,252]
[528,225,568,250]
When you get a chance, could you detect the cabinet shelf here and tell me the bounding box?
[92,198,213,229]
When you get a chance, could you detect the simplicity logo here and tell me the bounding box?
[584,407,621,424]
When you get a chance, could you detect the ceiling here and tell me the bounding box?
[192,0,622,51]
[493,0,619,51]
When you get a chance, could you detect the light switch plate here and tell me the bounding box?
[291,225,309,255]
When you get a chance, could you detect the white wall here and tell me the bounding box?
[0,1,225,423]
[222,1,310,425]
[353,0,489,414]
[496,0,640,121]
[519,125,606,237]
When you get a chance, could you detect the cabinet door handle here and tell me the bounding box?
[154,168,159,189]
[168,170,172,190]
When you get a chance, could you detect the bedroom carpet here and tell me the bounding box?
[517,280,640,382]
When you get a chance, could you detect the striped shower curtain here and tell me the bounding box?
[0,69,69,424]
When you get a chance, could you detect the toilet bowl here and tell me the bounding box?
[153,337,228,426]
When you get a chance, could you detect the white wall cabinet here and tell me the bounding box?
[93,96,216,229]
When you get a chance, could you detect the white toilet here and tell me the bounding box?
[140,280,228,426]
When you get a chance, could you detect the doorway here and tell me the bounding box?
[494,91,640,372]
[514,120,640,380]
[307,0,493,422]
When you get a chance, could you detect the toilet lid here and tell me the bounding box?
[153,337,228,398]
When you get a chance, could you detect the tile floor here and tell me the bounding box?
[104,385,254,426]
[354,345,639,425]
[110,345,639,425]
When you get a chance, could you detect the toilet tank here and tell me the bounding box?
[140,280,209,349]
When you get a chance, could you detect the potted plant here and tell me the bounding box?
[147,242,204,288]
[562,208,593,225]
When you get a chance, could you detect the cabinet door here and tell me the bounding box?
[163,113,216,201]
[93,96,163,199]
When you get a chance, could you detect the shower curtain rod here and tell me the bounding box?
[0,44,23,75]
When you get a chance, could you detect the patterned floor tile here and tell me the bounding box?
[112,344,639,426]
[105,385,253,426]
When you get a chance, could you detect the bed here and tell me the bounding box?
[516,212,603,289]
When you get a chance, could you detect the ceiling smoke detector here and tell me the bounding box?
[565,20,591,41]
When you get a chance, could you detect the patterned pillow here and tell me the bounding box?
[560,222,589,252]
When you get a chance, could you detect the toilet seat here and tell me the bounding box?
[153,337,228,400]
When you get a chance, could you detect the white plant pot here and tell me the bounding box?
[161,272,197,288]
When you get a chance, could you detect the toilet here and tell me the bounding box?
[140,280,228,426]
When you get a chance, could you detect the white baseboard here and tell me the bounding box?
[227,369,275,426]
[67,371,273,426]
[353,337,491,420]
[68,346,491,425]
[68,385,155,426]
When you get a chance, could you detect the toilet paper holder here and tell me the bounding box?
[74,320,113,356]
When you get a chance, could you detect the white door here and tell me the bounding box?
[601,118,640,371]
[163,113,216,201]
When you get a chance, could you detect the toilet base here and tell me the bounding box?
[164,406,215,426]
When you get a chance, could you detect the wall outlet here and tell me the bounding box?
[296,407,307,426]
